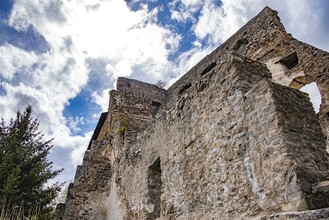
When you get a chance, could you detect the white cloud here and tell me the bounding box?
[193,0,262,45]
[69,131,93,166]
[181,0,202,6]
[92,90,109,112]
[8,2,31,31]
[0,44,38,80]
[168,46,214,86]
[169,0,202,23]
[63,1,180,80]
[67,116,85,134]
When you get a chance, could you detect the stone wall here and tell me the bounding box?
[245,79,329,212]
[105,54,329,219]
[60,138,112,220]
[57,6,329,220]
[165,7,329,150]
[57,78,167,219]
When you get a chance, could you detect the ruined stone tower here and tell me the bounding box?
[56,7,329,220]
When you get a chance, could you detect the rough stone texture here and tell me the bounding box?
[245,79,329,213]
[56,7,329,220]
[61,138,112,220]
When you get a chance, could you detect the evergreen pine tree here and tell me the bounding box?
[0,106,63,219]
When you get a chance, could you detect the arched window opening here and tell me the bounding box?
[289,75,314,89]
[300,82,322,113]
[289,76,321,113]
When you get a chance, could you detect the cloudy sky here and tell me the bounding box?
[0,0,328,184]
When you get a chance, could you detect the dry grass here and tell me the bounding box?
[0,202,39,220]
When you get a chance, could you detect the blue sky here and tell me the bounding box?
[0,0,328,184]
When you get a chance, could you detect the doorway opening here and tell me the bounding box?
[147,158,162,219]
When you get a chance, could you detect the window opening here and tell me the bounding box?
[233,38,248,51]
[200,62,216,76]
[151,101,161,117]
[178,83,192,95]
[152,101,161,107]
[290,75,314,89]
[279,52,299,69]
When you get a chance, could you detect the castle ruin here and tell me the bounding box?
[56,7,329,220]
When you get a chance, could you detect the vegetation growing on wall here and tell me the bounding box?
[117,114,129,134]
[118,118,129,134]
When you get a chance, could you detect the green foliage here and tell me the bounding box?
[0,106,63,219]
[118,118,129,134]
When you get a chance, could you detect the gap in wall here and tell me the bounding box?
[300,82,321,113]
[147,158,162,219]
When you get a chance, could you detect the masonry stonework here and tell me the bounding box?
[56,7,329,220]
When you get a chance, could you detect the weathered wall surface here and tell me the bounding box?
[166,7,329,150]
[245,79,329,212]
[110,55,270,219]
[60,138,112,220]
[57,78,167,220]
[108,55,329,219]
[109,77,167,159]
[57,7,329,220]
